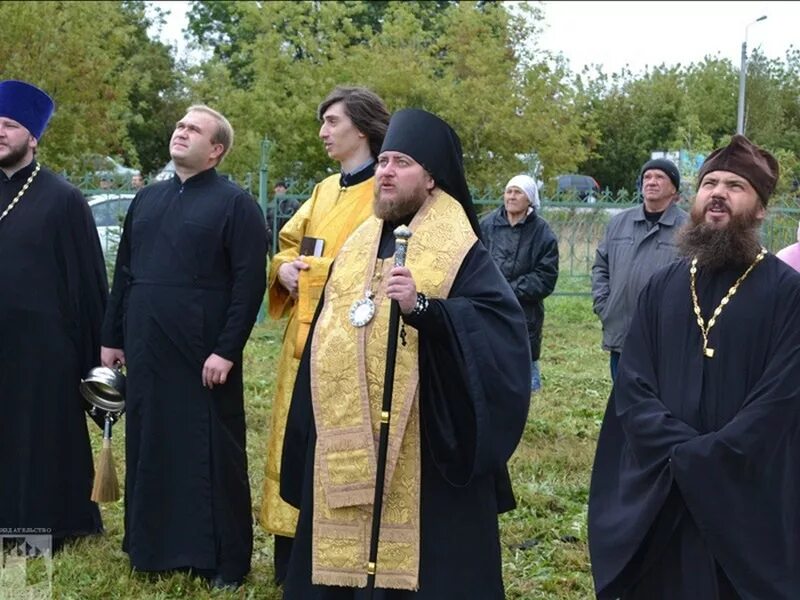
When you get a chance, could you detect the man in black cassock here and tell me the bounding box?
[0,80,107,547]
[589,135,800,599]
[101,105,266,589]
[279,109,531,598]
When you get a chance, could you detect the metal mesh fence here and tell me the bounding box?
[73,172,800,298]
[474,193,800,296]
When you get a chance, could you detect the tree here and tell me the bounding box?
[119,1,189,177]
[744,49,800,193]
[679,57,737,148]
[185,0,593,193]
[576,67,650,192]
[0,1,188,178]
[0,1,136,171]
[577,60,740,192]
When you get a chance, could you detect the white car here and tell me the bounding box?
[87,193,135,258]
[85,155,139,187]
[154,160,175,182]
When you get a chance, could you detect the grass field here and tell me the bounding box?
[34,294,609,599]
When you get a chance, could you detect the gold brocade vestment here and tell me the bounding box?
[309,191,476,589]
[260,174,376,536]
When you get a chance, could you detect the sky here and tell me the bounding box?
[147,1,193,60]
[537,1,799,74]
[149,1,799,74]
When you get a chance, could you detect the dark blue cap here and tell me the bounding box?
[0,80,55,139]
[639,158,680,191]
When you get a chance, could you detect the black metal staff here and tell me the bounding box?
[366,224,413,597]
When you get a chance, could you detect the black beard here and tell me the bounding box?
[677,205,763,270]
[0,141,31,169]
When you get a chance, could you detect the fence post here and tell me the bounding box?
[259,137,271,218]
[257,137,271,324]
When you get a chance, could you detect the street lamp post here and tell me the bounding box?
[736,15,767,135]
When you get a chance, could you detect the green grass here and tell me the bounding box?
[502,296,609,599]
[41,295,608,599]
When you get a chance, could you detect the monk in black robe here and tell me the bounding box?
[0,80,107,546]
[280,109,531,598]
[589,135,800,599]
[101,105,266,589]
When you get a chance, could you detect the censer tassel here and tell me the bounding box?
[91,414,120,503]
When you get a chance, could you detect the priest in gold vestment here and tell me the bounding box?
[279,109,531,598]
[259,86,390,582]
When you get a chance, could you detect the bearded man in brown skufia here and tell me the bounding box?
[588,134,800,599]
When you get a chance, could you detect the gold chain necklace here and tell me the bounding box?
[689,247,766,358]
[0,163,41,224]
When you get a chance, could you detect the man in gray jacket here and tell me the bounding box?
[591,159,688,378]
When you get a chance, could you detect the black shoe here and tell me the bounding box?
[209,574,243,591]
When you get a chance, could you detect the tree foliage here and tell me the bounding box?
[184,0,593,192]
[575,51,800,194]
[119,1,188,176]
[0,1,134,171]
[3,1,798,196]
[0,1,186,177]
[744,48,800,191]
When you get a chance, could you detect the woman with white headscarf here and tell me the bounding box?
[479,174,559,392]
